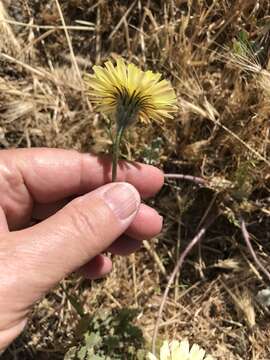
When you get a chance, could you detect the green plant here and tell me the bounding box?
[64,308,146,360]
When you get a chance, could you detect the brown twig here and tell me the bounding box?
[151,215,217,355]
[241,218,270,283]
[95,4,101,65]
[143,240,167,277]
[164,173,207,186]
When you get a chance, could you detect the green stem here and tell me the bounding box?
[112,125,125,182]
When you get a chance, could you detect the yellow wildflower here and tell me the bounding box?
[148,339,215,360]
[84,57,177,181]
[85,57,177,126]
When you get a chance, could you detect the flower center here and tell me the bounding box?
[115,88,146,129]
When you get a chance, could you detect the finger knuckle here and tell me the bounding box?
[67,199,101,245]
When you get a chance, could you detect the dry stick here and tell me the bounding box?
[0,53,81,91]
[0,52,52,79]
[151,215,217,355]
[54,0,93,113]
[241,218,270,283]
[143,240,167,277]
[196,192,218,281]
[174,212,181,300]
[54,0,82,85]
[108,0,136,41]
[123,17,131,60]
[131,253,138,307]
[19,28,56,56]
[2,18,95,31]
[138,0,150,64]
[95,4,101,65]
[165,173,207,186]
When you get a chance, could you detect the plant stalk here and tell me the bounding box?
[112,125,125,182]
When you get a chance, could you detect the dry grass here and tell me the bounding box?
[0,0,270,359]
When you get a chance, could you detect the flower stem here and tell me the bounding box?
[112,125,125,182]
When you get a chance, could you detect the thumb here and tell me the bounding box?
[2,182,140,303]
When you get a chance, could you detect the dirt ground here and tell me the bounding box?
[0,1,270,359]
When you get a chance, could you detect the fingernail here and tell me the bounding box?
[104,183,140,220]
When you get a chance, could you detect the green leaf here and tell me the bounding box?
[85,332,102,349]
[75,315,92,338]
[233,30,252,57]
[77,346,87,360]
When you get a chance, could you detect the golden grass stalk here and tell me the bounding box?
[0,0,21,56]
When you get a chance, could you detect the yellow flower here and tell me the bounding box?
[148,339,215,360]
[84,57,177,127]
[84,57,177,181]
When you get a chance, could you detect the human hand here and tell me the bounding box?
[0,148,163,351]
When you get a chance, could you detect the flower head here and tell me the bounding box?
[84,57,177,128]
[84,57,177,181]
[148,339,215,360]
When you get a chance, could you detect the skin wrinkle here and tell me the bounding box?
[78,152,87,195]
[12,229,72,296]
[0,241,30,337]
[0,207,8,233]
[18,150,83,203]
[63,193,124,260]
[0,240,18,289]
[0,226,84,305]
[79,153,102,195]
[0,157,32,229]
[18,153,45,201]
[0,235,51,301]
[64,197,105,258]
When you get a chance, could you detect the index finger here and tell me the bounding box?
[4,148,164,203]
